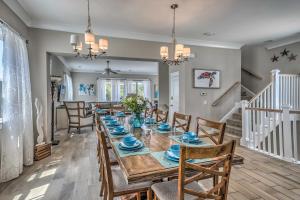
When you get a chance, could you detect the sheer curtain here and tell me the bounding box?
[97,78,106,101]
[0,24,34,182]
[64,74,73,101]
[143,80,151,100]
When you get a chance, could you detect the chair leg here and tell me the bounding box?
[92,124,94,131]
[136,192,141,200]
[154,194,157,200]
[78,128,81,134]
[147,189,153,200]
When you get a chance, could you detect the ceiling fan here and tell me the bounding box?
[101,60,120,75]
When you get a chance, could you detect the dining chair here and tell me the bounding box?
[98,130,153,200]
[154,109,169,123]
[110,104,125,115]
[151,140,236,200]
[196,117,226,145]
[144,107,155,118]
[96,125,119,197]
[64,101,94,134]
[172,112,192,132]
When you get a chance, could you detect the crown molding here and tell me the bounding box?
[264,33,300,50]
[3,0,32,26]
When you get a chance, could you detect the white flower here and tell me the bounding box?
[137,99,143,105]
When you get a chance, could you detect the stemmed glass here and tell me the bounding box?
[142,128,152,148]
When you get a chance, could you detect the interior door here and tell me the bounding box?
[169,71,179,121]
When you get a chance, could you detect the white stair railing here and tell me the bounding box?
[241,69,300,163]
[242,106,300,163]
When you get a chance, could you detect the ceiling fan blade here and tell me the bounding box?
[110,70,118,74]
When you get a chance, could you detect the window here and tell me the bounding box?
[97,79,151,102]
[105,80,112,101]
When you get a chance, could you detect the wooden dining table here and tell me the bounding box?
[101,115,243,184]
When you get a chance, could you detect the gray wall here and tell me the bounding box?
[50,55,70,76]
[158,62,169,106]
[185,46,241,123]
[242,42,300,93]
[72,72,158,102]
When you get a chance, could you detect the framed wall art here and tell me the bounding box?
[193,69,220,88]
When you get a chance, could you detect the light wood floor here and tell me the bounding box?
[1,129,300,200]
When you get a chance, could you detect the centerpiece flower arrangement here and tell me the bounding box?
[122,95,147,128]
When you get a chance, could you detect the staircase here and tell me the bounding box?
[224,85,255,145]
[224,109,242,145]
[241,70,300,163]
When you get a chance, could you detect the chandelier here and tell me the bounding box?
[70,0,108,59]
[160,4,191,65]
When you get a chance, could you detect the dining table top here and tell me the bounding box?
[100,114,243,184]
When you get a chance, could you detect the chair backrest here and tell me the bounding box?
[64,101,86,125]
[110,104,125,115]
[178,140,236,200]
[172,112,192,132]
[196,117,226,145]
[97,128,114,195]
[155,109,168,123]
[144,107,155,118]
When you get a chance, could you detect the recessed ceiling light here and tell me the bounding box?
[203,32,216,37]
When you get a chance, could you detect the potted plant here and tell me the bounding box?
[122,95,147,128]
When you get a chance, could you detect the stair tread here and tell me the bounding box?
[226,125,242,131]
[227,118,242,123]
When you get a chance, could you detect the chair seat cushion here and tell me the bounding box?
[151,179,204,200]
[112,167,152,195]
[80,116,93,126]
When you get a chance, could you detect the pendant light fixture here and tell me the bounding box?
[70,0,108,59]
[160,4,191,65]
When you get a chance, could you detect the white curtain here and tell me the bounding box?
[97,79,106,101]
[143,80,151,100]
[64,74,73,101]
[0,25,34,182]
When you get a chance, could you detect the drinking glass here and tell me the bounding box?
[143,128,152,148]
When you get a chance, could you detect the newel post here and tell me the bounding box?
[271,69,280,109]
[241,100,249,147]
[282,105,293,161]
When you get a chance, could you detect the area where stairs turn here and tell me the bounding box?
[224,108,242,145]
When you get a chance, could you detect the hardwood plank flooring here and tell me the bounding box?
[0,129,300,200]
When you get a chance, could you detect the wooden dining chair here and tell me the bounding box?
[98,130,153,200]
[151,140,236,200]
[196,117,226,145]
[154,109,168,123]
[144,107,155,118]
[64,101,94,134]
[96,125,119,197]
[172,112,192,132]
[110,104,125,115]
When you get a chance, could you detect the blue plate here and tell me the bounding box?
[158,127,171,131]
[164,152,179,162]
[166,150,179,160]
[182,135,199,141]
[118,141,144,150]
[111,130,128,135]
[119,140,142,148]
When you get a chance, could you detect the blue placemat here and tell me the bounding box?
[169,135,211,147]
[151,151,211,169]
[112,142,151,157]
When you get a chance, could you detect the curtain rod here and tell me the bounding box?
[0,18,29,44]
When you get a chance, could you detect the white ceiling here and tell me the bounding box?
[60,56,158,75]
[4,0,300,48]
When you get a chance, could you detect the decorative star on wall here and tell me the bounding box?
[280,48,290,57]
[288,53,297,61]
[271,54,279,62]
